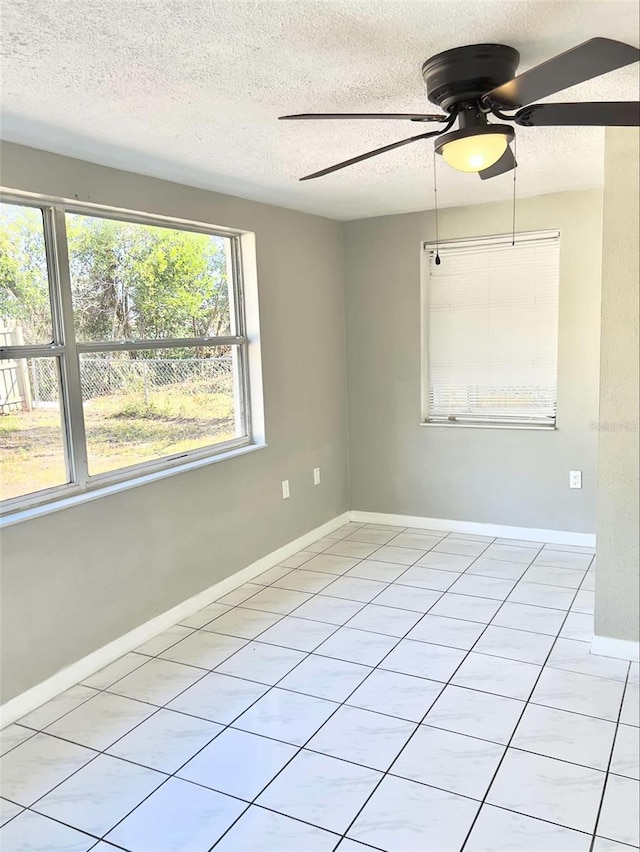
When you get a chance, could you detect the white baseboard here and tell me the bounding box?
[591,635,640,663]
[349,510,596,548]
[0,511,350,728]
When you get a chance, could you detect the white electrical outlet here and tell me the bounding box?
[282,479,290,499]
[313,467,321,486]
[569,470,582,489]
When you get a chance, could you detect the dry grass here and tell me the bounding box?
[0,388,236,502]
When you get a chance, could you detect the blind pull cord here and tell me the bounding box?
[512,136,518,246]
[433,149,441,265]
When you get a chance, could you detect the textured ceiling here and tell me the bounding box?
[1,0,638,219]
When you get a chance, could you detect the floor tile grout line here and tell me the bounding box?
[458,581,613,851]
[588,666,632,852]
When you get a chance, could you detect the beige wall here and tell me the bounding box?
[595,128,640,645]
[344,189,603,533]
[0,142,349,702]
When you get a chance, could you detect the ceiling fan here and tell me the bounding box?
[279,38,640,181]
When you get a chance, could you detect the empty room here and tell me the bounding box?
[0,1,639,850]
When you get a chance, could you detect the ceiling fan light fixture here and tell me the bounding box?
[435,124,514,173]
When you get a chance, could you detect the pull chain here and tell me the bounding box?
[433,149,441,265]
[511,135,518,246]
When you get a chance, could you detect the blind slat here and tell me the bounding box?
[425,233,560,423]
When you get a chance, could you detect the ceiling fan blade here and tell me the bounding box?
[279,112,449,122]
[299,129,445,181]
[479,145,517,180]
[515,101,640,127]
[485,38,640,109]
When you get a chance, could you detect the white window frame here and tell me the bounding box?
[420,230,560,430]
[1,190,263,519]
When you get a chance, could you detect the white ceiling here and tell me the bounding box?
[1,0,638,220]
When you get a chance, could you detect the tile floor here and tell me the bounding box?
[1,521,638,852]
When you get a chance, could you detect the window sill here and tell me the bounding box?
[0,441,267,529]
[420,421,557,431]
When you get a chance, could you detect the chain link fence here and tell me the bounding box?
[28,356,234,406]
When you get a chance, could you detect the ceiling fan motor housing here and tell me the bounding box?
[422,44,520,111]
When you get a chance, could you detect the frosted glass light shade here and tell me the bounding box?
[442,133,509,173]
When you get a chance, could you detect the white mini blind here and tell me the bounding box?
[424,231,560,426]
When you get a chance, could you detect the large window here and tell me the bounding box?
[422,231,560,428]
[1,197,254,511]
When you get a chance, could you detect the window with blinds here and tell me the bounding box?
[422,231,560,428]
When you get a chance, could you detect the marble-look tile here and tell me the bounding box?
[348,774,479,852]
[18,685,97,730]
[178,727,296,799]
[512,703,616,769]
[258,615,337,651]
[0,724,34,757]
[533,550,594,571]
[345,603,422,638]
[257,750,381,834]
[241,586,313,615]
[321,576,388,603]
[416,551,476,572]
[507,582,575,610]
[428,593,502,624]
[300,554,361,575]
[107,708,222,773]
[278,654,371,703]
[392,725,504,799]
[134,624,195,656]
[447,533,495,543]
[216,583,263,606]
[380,639,466,682]
[465,558,528,581]
[346,669,443,723]
[201,607,282,640]
[293,594,364,625]
[571,589,595,615]
[336,840,380,852]
[234,687,338,745]
[254,564,294,585]
[308,705,415,770]
[105,777,246,852]
[491,602,565,636]
[34,753,165,836]
[621,684,639,727]
[390,533,442,550]
[305,536,336,553]
[482,544,540,564]
[179,602,231,628]
[0,732,95,806]
[486,748,605,832]
[108,658,204,705]
[532,667,625,722]
[522,564,585,589]
[452,653,541,700]
[627,661,638,686]
[81,654,150,690]
[0,798,22,827]
[448,574,516,601]
[610,724,640,779]
[325,541,380,560]
[560,612,594,643]
[167,671,268,724]
[45,691,156,751]
[371,545,426,566]
[407,614,485,650]
[273,569,338,594]
[495,538,542,547]
[315,626,397,666]
[345,559,407,583]
[424,685,525,745]
[280,550,320,568]
[346,529,398,545]
[0,810,95,852]
[546,639,630,683]
[433,538,489,557]
[542,543,595,555]
[215,641,306,685]
[161,631,247,671]
[597,774,640,847]
[395,565,460,592]
[473,625,554,665]
[465,804,591,851]
[593,837,638,852]
[580,571,596,591]
[404,527,447,537]
[214,806,339,851]
[372,584,442,613]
